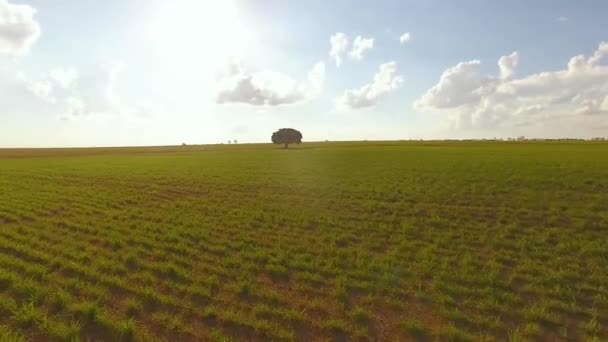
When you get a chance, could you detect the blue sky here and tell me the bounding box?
[1,0,607,147]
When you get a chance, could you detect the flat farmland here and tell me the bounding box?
[0,141,607,341]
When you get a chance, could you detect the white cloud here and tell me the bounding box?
[216,61,325,106]
[79,62,149,120]
[399,32,411,44]
[415,42,608,129]
[337,61,403,109]
[589,41,608,65]
[48,67,79,89]
[514,104,544,116]
[0,0,41,56]
[103,61,125,107]
[1,57,148,122]
[329,32,349,67]
[556,16,569,22]
[498,51,518,79]
[308,61,325,96]
[55,62,145,121]
[58,97,85,120]
[14,66,79,103]
[414,60,486,109]
[26,79,54,102]
[14,70,25,82]
[349,35,374,60]
[601,96,608,112]
[15,71,56,103]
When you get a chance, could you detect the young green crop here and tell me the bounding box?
[0,140,607,340]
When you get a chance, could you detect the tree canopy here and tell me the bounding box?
[271,128,302,148]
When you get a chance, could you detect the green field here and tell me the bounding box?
[0,141,607,341]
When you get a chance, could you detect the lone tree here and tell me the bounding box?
[271,128,302,149]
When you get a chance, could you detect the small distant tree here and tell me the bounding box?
[233,139,238,144]
[271,128,302,149]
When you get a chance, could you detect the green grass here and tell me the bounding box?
[0,140,607,340]
[402,318,425,337]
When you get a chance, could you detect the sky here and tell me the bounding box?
[1,0,608,147]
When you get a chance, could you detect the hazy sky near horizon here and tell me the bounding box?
[1,0,608,147]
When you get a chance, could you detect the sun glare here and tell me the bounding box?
[147,0,251,67]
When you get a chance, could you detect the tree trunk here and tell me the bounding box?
[284,143,288,149]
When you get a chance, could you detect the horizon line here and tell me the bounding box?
[1,137,607,150]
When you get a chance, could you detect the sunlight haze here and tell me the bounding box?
[1,0,608,147]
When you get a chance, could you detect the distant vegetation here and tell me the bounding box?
[0,141,607,340]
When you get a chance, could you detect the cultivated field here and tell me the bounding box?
[0,141,607,341]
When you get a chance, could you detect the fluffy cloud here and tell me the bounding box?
[26,79,54,102]
[58,97,85,120]
[337,61,403,109]
[216,61,325,106]
[16,66,80,103]
[68,61,148,120]
[414,60,486,109]
[308,61,326,96]
[49,67,79,89]
[0,0,41,56]
[399,32,411,44]
[48,62,142,120]
[349,35,374,60]
[415,42,608,128]
[15,70,55,102]
[498,52,519,79]
[329,32,349,67]
[103,61,125,107]
[2,56,146,121]
[602,96,608,112]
